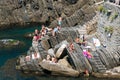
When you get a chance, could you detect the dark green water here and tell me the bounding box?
[0,25,119,80]
[0,25,41,66]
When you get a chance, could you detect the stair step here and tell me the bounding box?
[98,67,106,70]
[96,65,106,67]
[94,59,101,61]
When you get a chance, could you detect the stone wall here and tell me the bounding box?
[0,0,99,29]
[96,2,120,68]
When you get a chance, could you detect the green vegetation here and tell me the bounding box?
[104,26,114,34]
[9,39,18,44]
[109,12,118,22]
[98,5,104,12]
[97,5,107,14]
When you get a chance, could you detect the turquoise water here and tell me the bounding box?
[0,25,41,66]
[0,25,119,80]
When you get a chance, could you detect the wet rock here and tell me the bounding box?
[92,66,120,78]
[0,39,25,49]
[24,33,34,38]
[0,58,23,80]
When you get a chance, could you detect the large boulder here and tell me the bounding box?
[48,48,55,57]
[39,60,79,77]
[55,44,67,58]
[40,38,50,50]
[58,58,72,68]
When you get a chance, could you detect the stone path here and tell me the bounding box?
[77,12,98,35]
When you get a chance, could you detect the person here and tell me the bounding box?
[42,54,51,62]
[52,25,60,36]
[33,34,38,41]
[41,29,46,36]
[92,38,101,48]
[40,25,53,36]
[57,17,62,27]
[51,57,57,63]
[32,52,40,59]
[25,55,31,61]
[82,41,86,46]
[84,69,89,77]
[75,37,81,46]
[33,34,40,41]
[83,50,88,57]
[45,27,53,33]
[34,29,39,35]
[41,25,45,30]
[69,42,75,53]
[82,34,86,43]
[87,50,92,59]
[34,52,37,58]
[46,54,51,61]
[83,49,92,59]
[80,34,86,46]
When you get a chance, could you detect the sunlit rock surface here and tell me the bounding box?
[0,0,100,29]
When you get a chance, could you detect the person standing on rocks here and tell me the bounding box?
[57,17,62,28]
[40,25,52,35]
[75,37,81,46]
[80,34,86,46]
[40,25,47,36]
[33,34,39,41]
[46,54,51,61]
[69,42,75,53]
[34,29,39,35]
[52,25,61,36]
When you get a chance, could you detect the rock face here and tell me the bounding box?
[39,61,79,77]
[0,0,101,29]
[16,1,120,78]
[0,39,24,49]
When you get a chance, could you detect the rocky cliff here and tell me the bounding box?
[0,0,102,29]
[16,1,120,78]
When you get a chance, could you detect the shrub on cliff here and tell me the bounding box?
[98,5,107,14]
[109,12,118,22]
[104,26,114,34]
[98,5,104,12]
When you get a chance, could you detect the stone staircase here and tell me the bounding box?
[47,27,79,48]
[90,51,107,72]
[66,43,92,73]
[66,43,83,72]
[76,13,98,35]
[77,25,87,35]
[18,40,48,71]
